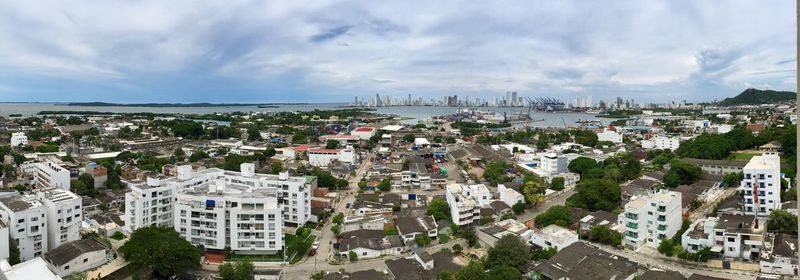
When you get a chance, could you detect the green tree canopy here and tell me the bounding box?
[427,197,450,221]
[567,179,621,211]
[534,205,573,228]
[119,227,202,277]
[767,209,798,235]
[218,259,255,280]
[485,234,531,272]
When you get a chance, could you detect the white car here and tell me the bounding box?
[312,241,320,250]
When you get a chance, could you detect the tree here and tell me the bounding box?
[485,234,531,272]
[403,134,416,143]
[767,209,798,235]
[72,173,98,198]
[486,266,523,280]
[723,172,743,188]
[348,251,358,262]
[664,159,703,187]
[483,160,511,185]
[189,150,209,162]
[415,235,432,247]
[427,197,451,221]
[550,177,565,191]
[452,244,463,254]
[218,259,255,280]
[461,228,478,247]
[588,225,622,247]
[512,202,526,214]
[173,147,186,162]
[331,224,342,236]
[8,236,20,265]
[521,179,547,206]
[269,161,283,175]
[119,227,202,277]
[377,178,392,192]
[567,179,620,211]
[531,247,557,261]
[333,213,344,225]
[568,157,599,176]
[534,205,573,228]
[325,140,338,149]
[63,272,88,280]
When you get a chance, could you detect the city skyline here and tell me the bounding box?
[0,1,795,103]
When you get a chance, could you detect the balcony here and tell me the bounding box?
[626,222,638,229]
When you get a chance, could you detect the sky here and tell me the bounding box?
[0,0,795,103]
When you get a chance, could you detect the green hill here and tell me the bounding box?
[719,88,796,106]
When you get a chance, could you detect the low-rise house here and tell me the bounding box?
[683,158,748,176]
[338,229,403,259]
[43,238,109,277]
[497,184,524,207]
[386,251,464,280]
[620,178,661,206]
[534,242,638,280]
[477,219,534,247]
[532,224,579,251]
[395,216,438,245]
[759,233,797,276]
[684,215,767,261]
[579,211,620,235]
[341,215,387,233]
[321,269,386,280]
[488,200,512,221]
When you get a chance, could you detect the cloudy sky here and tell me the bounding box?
[0,0,795,103]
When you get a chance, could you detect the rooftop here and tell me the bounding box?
[44,238,108,266]
[0,195,42,212]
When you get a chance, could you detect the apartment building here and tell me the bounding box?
[740,144,782,216]
[540,153,568,176]
[10,132,27,147]
[124,163,313,233]
[445,184,490,226]
[618,190,682,249]
[681,215,767,261]
[308,147,356,167]
[174,179,283,255]
[37,189,81,250]
[641,136,681,150]
[34,160,70,190]
[0,195,48,261]
[597,127,623,143]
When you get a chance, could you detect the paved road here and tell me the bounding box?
[593,243,759,280]
[518,188,576,223]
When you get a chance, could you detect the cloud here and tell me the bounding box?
[0,0,794,103]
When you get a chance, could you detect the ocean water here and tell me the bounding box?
[0,103,604,128]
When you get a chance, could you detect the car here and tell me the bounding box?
[345,203,351,209]
[312,241,320,250]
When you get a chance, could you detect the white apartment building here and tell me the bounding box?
[740,146,782,217]
[37,189,81,250]
[497,184,524,207]
[10,132,27,147]
[125,164,313,233]
[597,128,623,143]
[0,195,48,262]
[681,215,766,261]
[445,184,490,226]
[307,147,356,167]
[174,180,283,255]
[34,160,71,191]
[540,153,568,176]
[618,190,682,249]
[531,224,579,251]
[641,136,681,151]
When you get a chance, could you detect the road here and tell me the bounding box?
[518,188,576,223]
[593,243,759,280]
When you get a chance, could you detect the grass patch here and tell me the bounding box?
[732,152,758,160]
[285,233,316,264]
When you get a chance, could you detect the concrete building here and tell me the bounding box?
[338,230,403,259]
[34,160,71,190]
[43,238,109,277]
[477,219,533,247]
[445,184,490,226]
[0,195,48,261]
[395,216,438,244]
[341,215,386,233]
[308,147,356,167]
[37,189,81,250]
[759,234,797,276]
[531,224,579,250]
[597,128,623,143]
[0,220,8,260]
[124,164,313,234]
[351,127,377,140]
[618,190,682,249]
[641,136,681,151]
[540,153,568,176]
[680,215,766,261]
[174,180,283,255]
[0,258,61,280]
[497,184,524,208]
[740,145,782,216]
[10,132,27,147]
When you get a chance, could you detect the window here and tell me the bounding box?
[65,265,69,270]
[83,258,88,263]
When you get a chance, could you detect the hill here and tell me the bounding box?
[719,88,795,106]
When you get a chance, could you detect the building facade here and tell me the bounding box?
[34,160,71,190]
[37,189,82,250]
[618,190,682,249]
[0,195,48,261]
[740,148,782,216]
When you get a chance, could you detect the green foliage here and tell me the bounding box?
[348,251,358,262]
[568,157,599,177]
[452,244,463,253]
[71,173,98,198]
[719,88,796,106]
[218,259,255,280]
[119,227,202,276]
[331,224,341,237]
[483,160,511,185]
[460,227,478,247]
[675,128,758,160]
[377,178,392,192]
[550,177,565,191]
[664,159,703,188]
[384,225,398,236]
[109,231,126,240]
[531,247,557,261]
[767,209,798,235]
[427,197,451,221]
[486,266,523,280]
[588,225,622,247]
[332,213,344,225]
[223,154,253,171]
[403,133,416,143]
[189,150,209,162]
[269,161,283,175]
[311,167,348,190]
[567,179,621,211]
[723,172,744,188]
[8,236,20,265]
[512,202,526,214]
[325,140,338,149]
[439,233,450,243]
[415,235,432,246]
[534,205,573,228]
[485,234,531,272]
[572,130,598,147]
